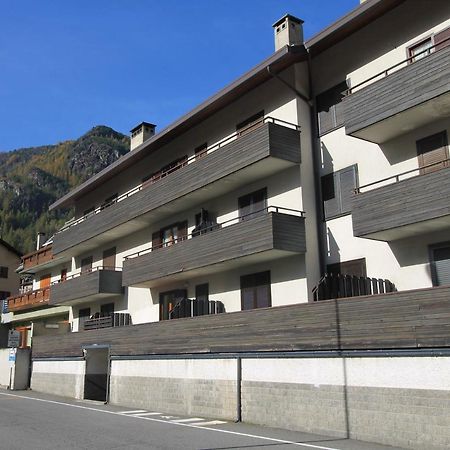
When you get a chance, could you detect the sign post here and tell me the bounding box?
[7,330,20,348]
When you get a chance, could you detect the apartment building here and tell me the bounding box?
[4,235,70,348]
[22,0,450,333]
[28,2,450,448]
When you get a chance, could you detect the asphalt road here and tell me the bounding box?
[0,390,404,450]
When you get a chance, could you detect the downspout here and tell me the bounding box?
[306,49,326,275]
[267,55,326,276]
[235,356,242,422]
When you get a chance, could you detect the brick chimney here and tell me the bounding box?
[130,122,156,151]
[273,14,304,51]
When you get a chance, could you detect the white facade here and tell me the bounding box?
[20,0,450,334]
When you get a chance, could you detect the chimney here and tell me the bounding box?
[36,232,46,250]
[272,14,304,51]
[130,122,156,151]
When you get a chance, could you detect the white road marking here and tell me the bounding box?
[170,417,204,423]
[188,420,226,426]
[117,409,147,414]
[0,392,344,450]
[160,415,178,419]
[131,412,162,416]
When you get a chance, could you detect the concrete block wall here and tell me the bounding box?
[30,354,450,449]
[241,357,450,450]
[109,359,237,420]
[31,360,85,399]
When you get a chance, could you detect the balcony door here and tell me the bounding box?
[430,243,450,287]
[159,289,187,320]
[81,256,93,274]
[417,131,448,175]
[241,271,271,310]
[103,247,116,270]
[238,188,267,221]
[40,274,51,289]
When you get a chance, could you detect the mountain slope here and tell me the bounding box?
[0,126,129,254]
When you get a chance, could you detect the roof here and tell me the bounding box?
[0,238,21,258]
[273,14,304,27]
[130,121,156,133]
[305,0,406,55]
[50,0,406,211]
[50,44,308,210]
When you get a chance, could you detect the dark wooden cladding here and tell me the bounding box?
[343,45,450,140]
[52,123,301,255]
[123,212,306,287]
[50,270,123,306]
[33,285,450,358]
[352,167,450,240]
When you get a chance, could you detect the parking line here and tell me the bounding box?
[0,392,343,450]
[117,409,147,414]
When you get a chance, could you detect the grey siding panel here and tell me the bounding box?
[33,285,450,358]
[343,45,450,136]
[352,167,450,239]
[53,123,301,255]
[122,212,306,287]
[50,270,123,306]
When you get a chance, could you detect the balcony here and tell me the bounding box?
[343,41,450,143]
[7,287,51,313]
[352,161,450,241]
[21,244,63,273]
[52,118,301,257]
[83,312,132,331]
[123,206,306,287]
[50,267,123,306]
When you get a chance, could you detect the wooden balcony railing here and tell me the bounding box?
[7,287,51,312]
[83,313,132,331]
[313,273,396,302]
[22,245,53,270]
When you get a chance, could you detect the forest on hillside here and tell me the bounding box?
[0,126,129,254]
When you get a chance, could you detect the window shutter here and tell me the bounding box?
[338,166,357,214]
[322,173,339,219]
[416,131,448,174]
[152,231,162,250]
[322,165,357,220]
[435,27,450,51]
[177,221,188,241]
[433,246,450,286]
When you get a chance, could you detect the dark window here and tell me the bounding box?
[79,307,91,329]
[195,283,209,302]
[0,266,8,278]
[100,303,114,316]
[236,111,264,135]
[238,188,267,220]
[416,131,448,175]
[321,165,358,220]
[316,81,347,136]
[102,193,118,208]
[430,243,450,287]
[157,220,188,248]
[241,271,271,310]
[0,291,10,300]
[195,143,208,160]
[83,207,95,216]
[408,37,433,63]
[60,269,67,282]
[327,258,367,277]
[81,256,93,274]
[159,289,187,320]
[103,247,116,269]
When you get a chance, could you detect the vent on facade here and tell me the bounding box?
[272,14,304,51]
[130,122,156,151]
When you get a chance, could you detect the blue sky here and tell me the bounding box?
[0,0,357,151]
